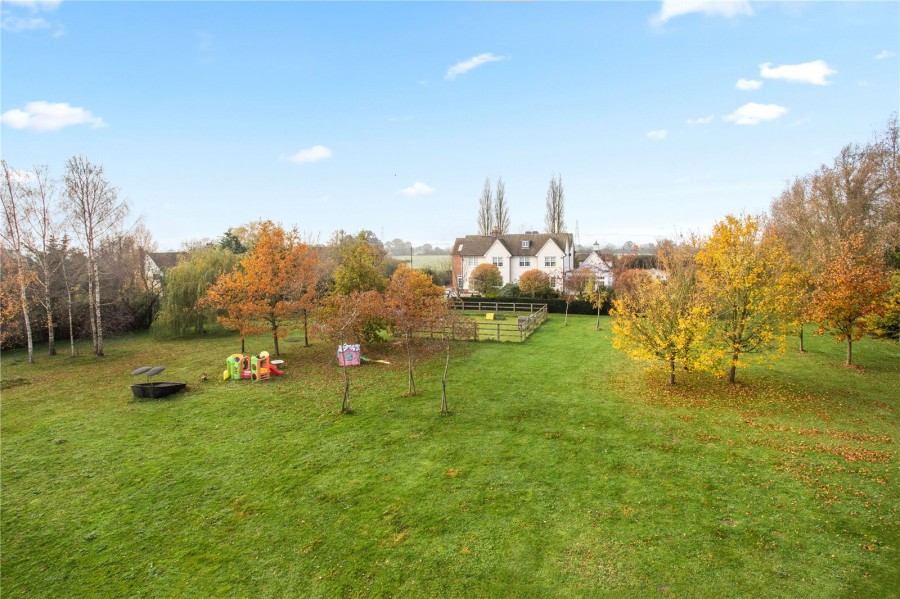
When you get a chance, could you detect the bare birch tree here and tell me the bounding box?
[63,156,128,357]
[545,174,565,234]
[1,160,35,363]
[494,177,510,235]
[477,177,494,235]
[22,166,62,355]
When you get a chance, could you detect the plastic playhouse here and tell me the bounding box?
[223,351,284,381]
[337,343,361,366]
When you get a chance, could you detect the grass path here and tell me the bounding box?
[2,316,898,597]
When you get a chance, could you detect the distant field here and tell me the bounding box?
[391,255,451,271]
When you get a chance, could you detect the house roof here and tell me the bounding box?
[146,251,187,270]
[452,233,572,257]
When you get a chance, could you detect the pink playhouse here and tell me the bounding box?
[337,343,361,366]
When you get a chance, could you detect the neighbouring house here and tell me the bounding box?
[575,242,615,287]
[451,232,575,293]
[143,251,188,292]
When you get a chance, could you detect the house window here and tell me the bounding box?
[492,257,504,267]
[467,257,479,267]
[521,240,531,248]
[457,275,464,288]
[544,256,556,267]
[519,257,530,267]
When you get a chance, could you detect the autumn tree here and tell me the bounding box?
[518,268,553,298]
[318,290,385,413]
[868,271,900,341]
[202,270,264,353]
[808,233,890,366]
[583,274,610,331]
[470,263,502,296]
[561,267,591,325]
[494,177,510,235]
[243,222,319,355]
[432,309,477,415]
[155,247,238,336]
[477,177,494,235]
[1,160,35,363]
[332,232,387,295]
[0,248,29,350]
[771,115,899,267]
[545,174,565,234]
[63,156,129,356]
[696,214,796,384]
[385,264,445,397]
[611,240,709,384]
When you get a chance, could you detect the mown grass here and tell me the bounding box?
[1,317,898,597]
[391,255,451,271]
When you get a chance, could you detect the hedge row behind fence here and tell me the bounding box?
[459,296,610,316]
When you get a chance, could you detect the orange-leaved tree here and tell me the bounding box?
[240,222,320,356]
[518,268,552,298]
[611,239,709,384]
[696,214,796,384]
[385,264,446,397]
[202,268,264,353]
[809,232,889,366]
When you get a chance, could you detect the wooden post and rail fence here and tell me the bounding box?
[429,299,549,342]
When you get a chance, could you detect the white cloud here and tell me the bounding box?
[875,50,896,60]
[724,102,788,125]
[735,78,762,90]
[0,101,105,132]
[445,53,505,81]
[651,0,752,25]
[287,145,332,164]
[759,60,836,85]
[2,0,62,10]
[1,15,50,32]
[686,115,714,125]
[401,181,434,197]
[646,129,668,140]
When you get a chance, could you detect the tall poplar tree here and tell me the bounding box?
[477,177,494,235]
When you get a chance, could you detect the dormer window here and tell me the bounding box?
[521,240,531,248]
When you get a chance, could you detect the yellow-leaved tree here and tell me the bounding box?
[696,214,797,384]
[611,239,710,384]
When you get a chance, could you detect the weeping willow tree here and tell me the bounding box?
[153,247,238,336]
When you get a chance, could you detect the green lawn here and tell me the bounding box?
[2,317,898,597]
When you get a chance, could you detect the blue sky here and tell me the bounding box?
[2,1,898,251]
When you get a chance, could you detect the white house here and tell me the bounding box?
[576,243,615,287]
[451,232,575,293]
[144,251,187,292]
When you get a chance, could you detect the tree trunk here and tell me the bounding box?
[564,301,570,325]
[798,325,805,353]
[272,323,280,356]
[669,359,676,385]
[303,309,309,347]
[341,362,351,413]
[728,353,739,384]
[596,304,601,330]
[91,257,104,356]
[66,285,75,357]
[846,338,853,366]
[406,331,416,396]
[45,304,56,356]
[440,338,451,415]
[16,266,34,364]
[241,334,245,354]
